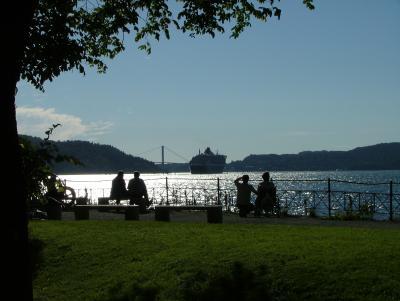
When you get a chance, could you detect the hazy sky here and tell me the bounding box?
[16,0,400,163]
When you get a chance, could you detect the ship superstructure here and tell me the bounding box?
[189,147,226,174]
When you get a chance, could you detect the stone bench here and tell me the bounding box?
[154,205,223,223]
[98,197,131,211]
[98,197,130,205]
[74,205,139,220]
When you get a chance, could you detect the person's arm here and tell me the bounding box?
[141,180,149,200]
[250,185,258,195]
[120,179,128,198]
[234,177,241,187]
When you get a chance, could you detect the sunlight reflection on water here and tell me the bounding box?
[59,170,400,203]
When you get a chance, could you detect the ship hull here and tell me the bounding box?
[190,164,225,174]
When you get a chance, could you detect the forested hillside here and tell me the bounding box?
[226,143,400,171]
[20,135,160,174]
[21,136,400,173]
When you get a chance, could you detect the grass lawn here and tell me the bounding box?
[30,220,400,301]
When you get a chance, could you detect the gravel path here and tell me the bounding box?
[59,210,400,229]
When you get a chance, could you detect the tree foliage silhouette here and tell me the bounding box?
[2,0,314,300]
[22,0,314,91]
[20,125,81,210]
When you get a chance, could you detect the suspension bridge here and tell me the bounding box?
[135,145,190,170]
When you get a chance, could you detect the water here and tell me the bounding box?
[59,170,400,220]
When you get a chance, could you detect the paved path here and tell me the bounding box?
[60,210,400,229]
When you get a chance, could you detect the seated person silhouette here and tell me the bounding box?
[110,171,128,205]
[234,175,258,217]
[255,172,277,216]
[128,171,150,213]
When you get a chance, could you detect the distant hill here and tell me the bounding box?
[226,143,400,171]
[20,136,400,173]
[20,135,161,174]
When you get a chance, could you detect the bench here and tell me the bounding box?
[98,197,130,205]
[98,197,131,211]
[154,205,223,223]
[74,205,139,220]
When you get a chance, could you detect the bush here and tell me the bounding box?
[20,124,81,213]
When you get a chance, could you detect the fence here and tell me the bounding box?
[66,177,400,221]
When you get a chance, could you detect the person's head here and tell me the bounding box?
[134,171,140,178]
[117,171,124,177]
[262,172,270,181]
[242,174,249,183]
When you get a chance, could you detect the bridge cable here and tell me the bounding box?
[135,146,162,157]
[164,146,190,163]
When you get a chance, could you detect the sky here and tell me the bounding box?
[16,0,400,163]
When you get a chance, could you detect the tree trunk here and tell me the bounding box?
[1,1,36,300]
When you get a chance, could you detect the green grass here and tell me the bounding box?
[30,221,400,301]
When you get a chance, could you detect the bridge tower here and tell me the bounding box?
[161,145,165,170]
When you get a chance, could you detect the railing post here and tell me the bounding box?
[217,177,221,205]
[389,181,393,221]
[373,193,376,213]
[328,178,331,217]
[166,177,169,205]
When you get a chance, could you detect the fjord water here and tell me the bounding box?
[60,170,400,202]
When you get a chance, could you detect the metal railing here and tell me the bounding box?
[66,177,400,221]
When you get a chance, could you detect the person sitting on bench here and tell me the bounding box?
[128,171,150,213]
[234,175,258,217]
[110,171,128,205]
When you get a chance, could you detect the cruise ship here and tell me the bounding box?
[189,147,226,174]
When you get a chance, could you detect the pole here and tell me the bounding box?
[166,177,169,205]
[217,177,220,205]
[389,181,393,221]
[161,145,165,172]
[328,178,331,218]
